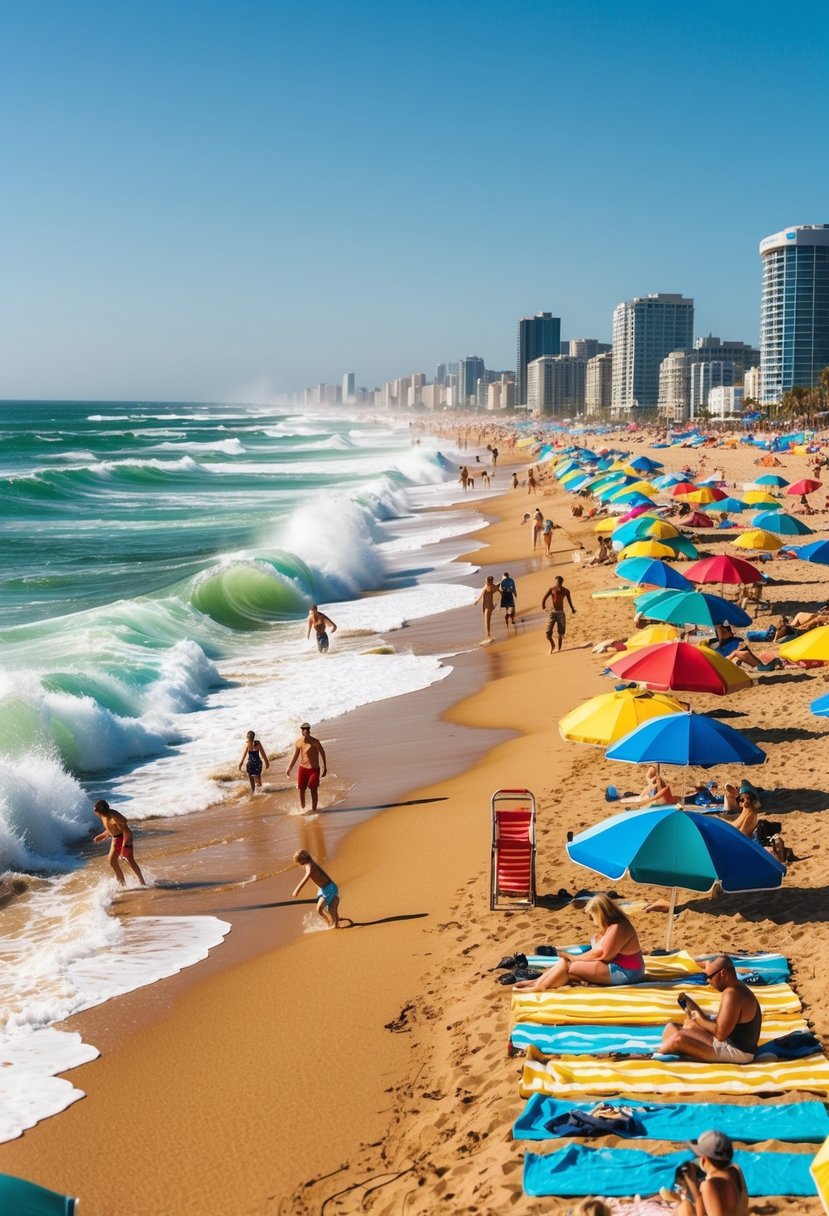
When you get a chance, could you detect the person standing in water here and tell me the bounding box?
[292,850,341,928]
[92,799,146,886]
[474,575,499,642]
[238,730,270,794]
[286,723,328,812]
[307,604,337,653]
[498,571,517,629]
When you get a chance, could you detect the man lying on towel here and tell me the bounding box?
[660,955,761,1064]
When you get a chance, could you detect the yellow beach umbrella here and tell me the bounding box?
[559,687,684,746]
[618,540,677,560]
[810,1133,829,1213]
[681,486,720,505]
[594,517,617,533]
[744,490,780,507]
[733,529,784,552]
[624,624,682,650]
[608,480,655,500]
[633,518,680,541]
[695,644,754,692]
[609,460,639,474]
[779,625,829,663]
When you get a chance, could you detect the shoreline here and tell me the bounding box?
[4,434,829,1214]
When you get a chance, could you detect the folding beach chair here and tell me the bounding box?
[0,1173,77,1215]
[490,788,536,910]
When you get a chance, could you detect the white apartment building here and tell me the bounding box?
[708,386,744,418]
[527,356,586,415]
[690,361,735,419]
[611,293,695,414]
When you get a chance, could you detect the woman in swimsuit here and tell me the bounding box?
[513,894,645,991]
[238,730,270,793]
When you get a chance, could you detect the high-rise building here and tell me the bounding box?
[526,356,586,415]
[569,338,612,360]
[457,356,485,406]
[690,361,735,419]
[585,351,613,415]
[657,350,696,423]
[760,224,829,403]
[611,293,694,414]
[693,335,758,380]
[708,386,744,418]
[516,313,561,405]
[435,363,447,385]
[342,371,356,403]
[744,365,761,401]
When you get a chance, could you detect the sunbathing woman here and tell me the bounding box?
[608,764,674,807]
[513,894,645,991]
[731,643,782,671]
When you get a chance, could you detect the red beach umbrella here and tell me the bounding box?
[787,479,822,496]
[670,482,700,497]
[683,555,764,586]
[607,641,751,696]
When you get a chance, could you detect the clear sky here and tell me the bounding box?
[2,0,828,401]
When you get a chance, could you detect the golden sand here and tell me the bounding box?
[2,434,828,1214]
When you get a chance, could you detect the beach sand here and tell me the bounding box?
[3,434,829,1214]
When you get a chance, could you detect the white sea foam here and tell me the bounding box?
[155,438,246,455]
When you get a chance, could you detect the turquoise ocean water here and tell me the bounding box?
[0,401,484,1135]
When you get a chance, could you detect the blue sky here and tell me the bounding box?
[2,0,828,400]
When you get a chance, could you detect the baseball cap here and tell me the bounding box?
[687,1130,733,1163]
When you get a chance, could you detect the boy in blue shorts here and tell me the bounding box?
[292,850,341,928]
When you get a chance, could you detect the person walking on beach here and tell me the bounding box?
[532,508,544,551]
[459,465,470,492]
[286,723,328,812]
[542,575,576,653]
[292,850,341,928]
[238,729,270,794]
[498,571,517,630]
[307,604,337,653]
[475,575,499,642]
[527,467,538,495]
[92,799,146,886]
[542,516,555,555]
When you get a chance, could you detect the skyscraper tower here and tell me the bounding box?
[611,293,694,414]
[457,356,485,406]
[516,313,561,406]
[759,225,829,404]
[342,371,356,403]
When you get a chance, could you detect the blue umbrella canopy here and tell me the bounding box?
[614,558,692,590]
[652,472,687,489]
[629,455,664,473]
[790,539,829,565]
[665,535,700,559]
[751,510,814,537]
[811,692,829,717]
[713,497,749,513]
[567,805,785,894]
[634,589,751,628]
[606,711,765,768]
[755,474,789,487]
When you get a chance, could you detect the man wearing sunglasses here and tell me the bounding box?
[659,955,761,1064]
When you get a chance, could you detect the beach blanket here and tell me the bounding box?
[510,1021,813,1057]
[514,1095,829,1143]
[522,949,789,984]
[511,981,801,1026]
[523,1144,817,1197]
[520,1048,829,1097]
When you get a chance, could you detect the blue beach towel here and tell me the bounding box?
[514,1095,829,1143]
[510,1024,818,1060]
[523,1144,817,1197]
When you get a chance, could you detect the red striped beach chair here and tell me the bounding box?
[490,788,536,910]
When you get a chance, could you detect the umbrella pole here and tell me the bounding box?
[664,887,678,951]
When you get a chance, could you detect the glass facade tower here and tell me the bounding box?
[759,225,829,403]
[516,313,561,406]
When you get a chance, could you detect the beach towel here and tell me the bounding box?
[511,981,801,1026]
[521,950,789,984]
[510,1021,813,1057]
[514,1094,829,1143]
[520,1048,829,1097]
[523,1144,817,1197]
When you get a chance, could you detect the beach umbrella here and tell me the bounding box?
[809,1134,829,1214]
[744,490,780,507]
[612,518,678,547]
[733,529,784,552]
[608,480,655,500]
[779,626,829,663]
[755,474,789,488]
[713,497,749,513]
[684,510,715,528]
[567,805,785,948]
[607,641,751,695]
[787,478,822,496]
[618,503,664,523]
[560,469,591,489]
[670,481,700,497]
[634,588,751,629]
[611,491,657,509]
[681,486,728,505]
[615,557,692,590]
[624,624,682,649]
[810,691,829,718]
[667,536,700,559]
[751,510,814,537]
[629,455,664,473]
[652,472,687,489]
[593,517,617,533]
[559,687,685,746]
[618,540,678,560]
[0,1173,79,1214]
[606,711,765,769]
[791,539,829,565]
[684,555,764,586]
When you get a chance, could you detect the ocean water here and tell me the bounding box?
[0,401,488,1137]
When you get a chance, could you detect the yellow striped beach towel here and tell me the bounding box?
[520,1047,829,1097]
[512,982,801,1027]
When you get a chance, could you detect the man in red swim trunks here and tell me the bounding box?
[285,723,328,812]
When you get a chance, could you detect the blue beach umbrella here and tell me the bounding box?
[652,472,687,489]
[614,558,692,591]
[791,539,829,566]
[634,589,751,628]
[629,455,664,473]
[665,535,700,560]
[567,805,785,948]
[612,491,657,509]
[755,474,789,488]
[751,510,814,537]
[606,711,765,768]
[811,692,829,717]
[712,497,749,514]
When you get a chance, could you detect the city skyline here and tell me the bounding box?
[2,1,829,401]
